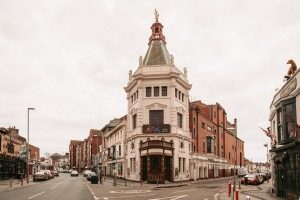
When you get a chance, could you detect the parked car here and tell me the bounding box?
[33,171,48,181]
[40,170,53,179]
[71,170,79,177]
[90,172,98,184]
[83,170,92,177]
[253,173,264,184]
[241,174,260,185]
[52,170,59,177]
[237,168,248,177]
[261,171,271,180]
[86,172,95,181]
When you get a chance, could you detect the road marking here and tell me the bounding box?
[172,189,196,193]
[86,183,99,200]
[50,185,58,190]
[148,195,188,200]
[110,190,151,194]
[104,194,156,199]
[27,191,46,199]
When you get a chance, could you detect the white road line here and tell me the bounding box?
[86,183,99,200]
[49,184,58,190]
[105,194,156,199]
[172,189,196,193]
[27,191,46,200]
[148,195,188,200]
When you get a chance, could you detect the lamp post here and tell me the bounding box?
[228,118,238,200]
[27,107,35,184]
[264,143,268,169]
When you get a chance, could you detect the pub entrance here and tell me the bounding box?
[141,155,172,183]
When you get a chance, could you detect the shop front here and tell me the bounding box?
[140,140,173,183]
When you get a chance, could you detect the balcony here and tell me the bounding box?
[143,124,170,133]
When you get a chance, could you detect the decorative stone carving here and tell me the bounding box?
[129,70,132,81]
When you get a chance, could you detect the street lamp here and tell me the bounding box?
[228,118,237,200]
[264,143,268,169]
[27,107,35,184]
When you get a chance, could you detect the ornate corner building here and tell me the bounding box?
[123,13,244,183]
[124,15,192,183]
[269,62,300,199]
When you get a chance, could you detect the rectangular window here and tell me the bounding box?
[136,90,138,99]
[175,88,178,98]
[132,114,137,129]
[284,103,296,138]
[183,158,185,172]
[179,158,181,172]
[119,145,121,156]
[154,87,159,97]
[133,158,136,172]
[177,113,183,128]
[207,137,212,153]
[182,93,184,102]
[149,110,164,125]
[178,91,181,100]
[146,87,152,97]
[162,86,167,96]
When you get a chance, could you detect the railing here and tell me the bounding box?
[143,124,170,133]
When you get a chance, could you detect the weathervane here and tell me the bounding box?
[154,9,159,22]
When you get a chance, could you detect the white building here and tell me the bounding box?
[101,117,127,178]
[124,13,192,183]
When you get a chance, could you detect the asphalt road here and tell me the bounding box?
[0,173,93,200]
[88,177,232,200]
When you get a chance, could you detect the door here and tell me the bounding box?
[142,156,147,181]
[164,156,171,181]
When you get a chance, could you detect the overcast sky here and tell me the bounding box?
[1,0,299,162]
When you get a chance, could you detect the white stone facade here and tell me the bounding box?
[124,17,192,183]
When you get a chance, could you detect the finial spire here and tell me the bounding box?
[154,9,159,22]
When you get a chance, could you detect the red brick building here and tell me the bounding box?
[69,129,102,171]
[189,100,244,179]
[69,140,83,170]
[86,129,102,169]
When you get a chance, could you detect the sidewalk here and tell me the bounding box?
[0,177,35,192]
[218,181,282,200]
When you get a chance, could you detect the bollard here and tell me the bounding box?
[10,178,12,188]
[228,181,232,198]
[235,190,239,200]
[246,195,250,200]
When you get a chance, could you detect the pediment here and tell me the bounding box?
[146,103,167,109]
